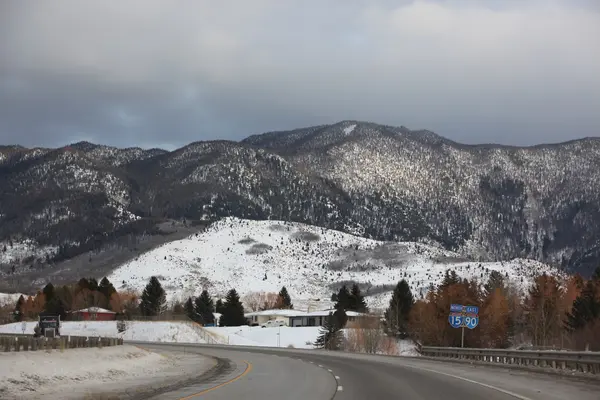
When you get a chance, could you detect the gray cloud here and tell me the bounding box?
[1,0,599,149]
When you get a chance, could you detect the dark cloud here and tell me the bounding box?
[1,0,599,149]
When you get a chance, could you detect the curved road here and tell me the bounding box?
[131,342,600,400]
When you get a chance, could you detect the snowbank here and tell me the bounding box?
[207,326,322,348]
[0,344,215,399]
[206,325,418,355]
[0,321,208,343]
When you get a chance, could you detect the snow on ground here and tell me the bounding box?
[0,240,56,265]
[343,124,357,135]
[0,321,208,343]
[0,292,26,306]
[205,325,418,356]
[0,344,215,400]
[109,217,561,309]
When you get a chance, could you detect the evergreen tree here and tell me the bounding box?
[215,299,225,314]
[184,297,196,321]
[484,270,506,298]
[333,302,348,329]
[440,269,460,289]
[565,279,600,332]
[592,266,600,282]
[77,278,90,292]
[335,285,351,310]
[384,280,414,338]
[139,276,167,317]
[349,284,368,312]
[87,278,99,292]
[314,312,343,350]
[278,286,293,309]
[42,282,65,317]
[98,277,117,309]
[194,290,215,325]
[14,295,25,322]
[220,289,246,326]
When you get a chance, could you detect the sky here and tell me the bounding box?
[0,0,599,150]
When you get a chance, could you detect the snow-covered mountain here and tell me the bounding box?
[108,217,560,309]
[2,120,600,294]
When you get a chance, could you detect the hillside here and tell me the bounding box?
[2,120,600,294]
[108,217,560,309]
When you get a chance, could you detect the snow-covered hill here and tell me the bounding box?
[0,292,26,306]
[108,217,561,309]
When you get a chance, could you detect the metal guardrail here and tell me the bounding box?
[0,333,124,352]
[420,345,600,374]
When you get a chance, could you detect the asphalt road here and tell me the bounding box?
[132,342,600,400]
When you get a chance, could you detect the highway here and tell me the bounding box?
[129,342,600,400]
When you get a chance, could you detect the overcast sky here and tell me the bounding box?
[1,0,599,150]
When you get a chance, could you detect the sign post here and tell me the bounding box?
[448,304,479,347]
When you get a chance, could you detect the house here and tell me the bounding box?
[70,307,116,321]
[244,309,307,326]
[288,309,376,327]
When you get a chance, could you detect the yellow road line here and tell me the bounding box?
[178,360,253,399]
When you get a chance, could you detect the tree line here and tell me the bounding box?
[384,267,600,351]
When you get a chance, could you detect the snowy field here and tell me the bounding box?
[205,325,417,355]
[0,344,215,400]
[0,320,209,343]
[109,217,561,309]
[0,292,26,306]
[0,320,417,356]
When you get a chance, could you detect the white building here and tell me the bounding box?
[244,309,307,326]
[245,308,377,327]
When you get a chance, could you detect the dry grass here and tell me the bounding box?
[344,317,397,355]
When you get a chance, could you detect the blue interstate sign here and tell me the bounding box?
[448,314,463,328]
[465,306,479,315]
[450,304,463,313]
[464,316,479,329]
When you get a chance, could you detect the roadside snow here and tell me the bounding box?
[0,321,208,343]
[206,325,418,356]
[0,344,215,400]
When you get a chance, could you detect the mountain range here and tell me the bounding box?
[1,120,599,292]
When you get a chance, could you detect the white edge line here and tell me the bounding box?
[404,364,533,400]
[337,385,343,391]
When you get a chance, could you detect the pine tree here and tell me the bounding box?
[333,302,348,329]
[384,280,414,338]
[98,277,117,309]
[349,284,367,312]
[139,276,167,317]
[335,285,351,310]
[592,266,600,282]
[484,270,506,298]
[314,312,343,350]
[565,279,600,332]
[194,290,215,325]
[184,297,196,321]
[220,289,246,326]
[215,299,225,314]
[42,282,65,317]
[440,269,460,289]
[14,295,25,322]
[278,286,293,309]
